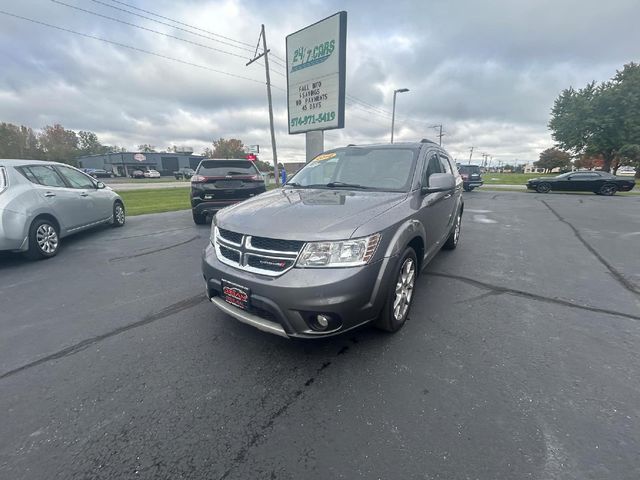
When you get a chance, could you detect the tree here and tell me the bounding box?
[78,131,105,156]
[211,138,245,158]
[254,159,273,172]
[535,148,572,172]
[38,124,79,164]
[138,144,156,152]
[618,144,640,179]
[549,62,640,172]
[0,123,44,159]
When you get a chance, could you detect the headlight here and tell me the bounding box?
[297,233,381,267]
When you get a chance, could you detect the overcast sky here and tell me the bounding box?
[1,0,638,164]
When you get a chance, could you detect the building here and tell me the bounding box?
[77,151,206,177]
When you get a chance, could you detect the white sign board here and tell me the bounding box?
[286,12,347,134]
[246,145,260,154]
[133,153,146,162]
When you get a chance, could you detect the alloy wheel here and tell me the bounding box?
[36,224,58,254]
[393,258,416,321]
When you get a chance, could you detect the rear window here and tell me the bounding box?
[459,165,481,174]
[197,160,257,176]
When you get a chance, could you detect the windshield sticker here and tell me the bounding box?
[312,152,337,162]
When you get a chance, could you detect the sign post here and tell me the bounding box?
[286,12,347,162]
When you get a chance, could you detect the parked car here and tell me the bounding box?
[131,170,145,179]
[457,164,483,191]
[0,159,126,260]
[174,168,195,180]
[617,166,637,177]
[190,159,266,224]
[85,168,115,179]
[526,171,635,195]
[202,140,463,338]
[143,169,161,178]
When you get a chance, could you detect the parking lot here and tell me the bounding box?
[1,191,639,479]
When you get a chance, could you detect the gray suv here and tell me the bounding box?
[0,159,126,260]
[202,141,463,338]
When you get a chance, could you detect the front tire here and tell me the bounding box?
[24,218,60,260]
[112,201,126,227]
[536,182,551,193]
[374,247,417,333]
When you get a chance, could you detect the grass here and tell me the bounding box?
[481,173,554,185]
[105,176,183,184]
[116,187,191,216]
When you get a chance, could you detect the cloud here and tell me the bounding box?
[1,0,638,164]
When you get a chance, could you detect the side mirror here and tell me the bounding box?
[421,173,455,194]
[96,181,106,189]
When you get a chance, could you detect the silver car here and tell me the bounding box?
[0,159,126,260]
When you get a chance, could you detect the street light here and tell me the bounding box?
[390,88,409,144]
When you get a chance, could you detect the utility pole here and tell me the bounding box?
[247,25,279,186]
[430,124,445,146]
[468,146,474,165]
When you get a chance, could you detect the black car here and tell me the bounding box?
[458,164,483,191]
[174,167,195,180]
[527,171,635,195]
[191,159,266,224]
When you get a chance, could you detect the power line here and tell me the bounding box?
[51,0,252,61]
[0,10,273,87]
[93,0,288,64]
[88,0,256,54]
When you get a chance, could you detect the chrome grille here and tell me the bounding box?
[214,227,303,277]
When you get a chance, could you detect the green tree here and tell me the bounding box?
[549,62,640,172]
[535,148,572,172]
[618,144,640,179]
[211,138,245,158]
[254,159,273,172]
[0,123,44,159]
[138,144,156,152]
[39,124,79,164]
[78,131,105,156]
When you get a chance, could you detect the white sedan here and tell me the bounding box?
[143,169,161,178]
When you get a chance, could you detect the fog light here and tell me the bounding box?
[316,314,330,329]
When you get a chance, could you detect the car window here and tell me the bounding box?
[57,166,96,189]
[26,165,68,188]
[424,154,443,185]
[458,165,481,174]
[198,160,257,176]
[438,154,453,174]
[571,173,600,179]
[288,148,417,191]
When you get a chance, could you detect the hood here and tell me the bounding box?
[216,188,408,241]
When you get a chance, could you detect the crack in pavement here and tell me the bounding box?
[426,271,640,321]
[109,226,194,241]
[0,293,207,381]
[540,199,640,296]
[217,359,335,480]
[108,235,200,262]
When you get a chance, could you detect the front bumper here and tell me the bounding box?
[202,242,398,338]
[464,181,483,188]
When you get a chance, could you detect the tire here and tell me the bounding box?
[24,218,60,260]
[192,211,207,225]
[374,247,418,333]
[536,182,551,193]
[443,209,462,250]
[599,183,618,196]
[112,201,126,227]
[463,185,472,192]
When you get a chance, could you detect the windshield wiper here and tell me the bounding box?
[324,181,370,189]
[225,171,246,175]
[284,182,307,188]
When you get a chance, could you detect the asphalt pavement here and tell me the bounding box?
[1,191,639,479]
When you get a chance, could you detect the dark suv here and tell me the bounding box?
[201,141,464,338]
[191,159,266,224]
[458,164,483,191]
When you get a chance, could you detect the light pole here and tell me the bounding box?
[390,88,409,143]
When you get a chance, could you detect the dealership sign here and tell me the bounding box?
[133,153,146,162]
[286,11,347,134]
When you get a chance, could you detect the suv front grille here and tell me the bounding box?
[214,227,304,277]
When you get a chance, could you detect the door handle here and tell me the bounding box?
[80,192,89,197]
[44,192,56,198]
[444,193,452,199]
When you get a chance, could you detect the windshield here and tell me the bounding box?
[198,160,257,176]
[287,148,417,191]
